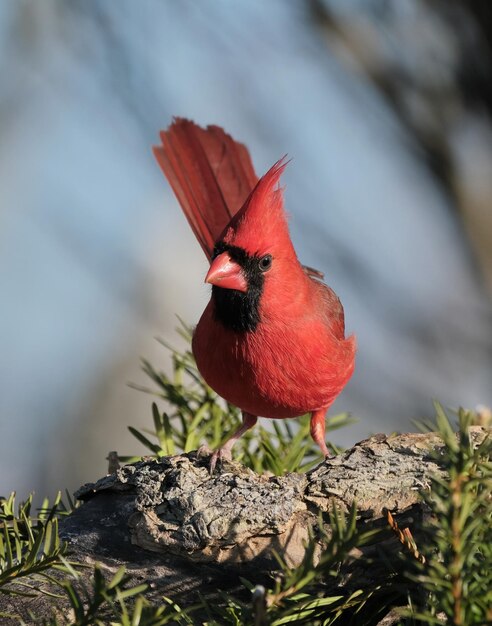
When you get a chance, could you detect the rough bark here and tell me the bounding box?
[1,427,488,624]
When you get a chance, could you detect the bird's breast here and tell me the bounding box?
[192,300,355,418]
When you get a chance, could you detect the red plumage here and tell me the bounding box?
[154,118,356,466]
[153,119,257,260]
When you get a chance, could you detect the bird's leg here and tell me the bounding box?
[310,407,331,457]
[210,412,258,473]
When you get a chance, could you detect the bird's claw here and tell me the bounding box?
[196,445,232,474]
[197,444,213,458]
[209,447,232,474]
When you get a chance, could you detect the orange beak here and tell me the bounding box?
[205,252,248,293]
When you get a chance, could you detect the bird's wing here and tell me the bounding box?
[313,280,346,340]
[153,118,258,260]
[303,265,325,280]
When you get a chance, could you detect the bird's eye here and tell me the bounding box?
[258,254,273,272]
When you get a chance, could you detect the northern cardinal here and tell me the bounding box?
[153,119,356,469]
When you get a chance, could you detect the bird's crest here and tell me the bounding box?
[222,157,295,258]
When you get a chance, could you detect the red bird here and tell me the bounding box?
[153,119,356,469]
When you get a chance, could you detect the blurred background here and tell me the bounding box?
[1,0,491,501]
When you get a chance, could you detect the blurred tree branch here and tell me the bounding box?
[310,0,492,293]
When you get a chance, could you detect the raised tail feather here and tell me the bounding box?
[153,118,258,260]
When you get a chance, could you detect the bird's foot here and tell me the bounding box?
[197,444,213,458]
[196,445,233,473]
[209,446,232,474]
